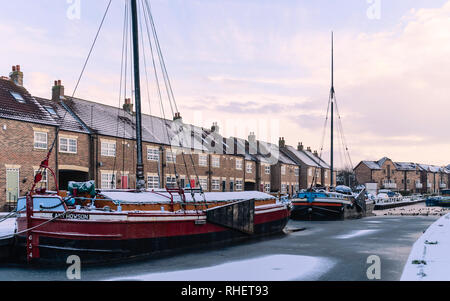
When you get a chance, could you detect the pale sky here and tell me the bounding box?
[1,0,450,168]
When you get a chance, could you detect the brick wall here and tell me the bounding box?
[0,119,57,210]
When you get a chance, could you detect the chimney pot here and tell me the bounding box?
[52,79,65,101]
[16,65,20,72]
[12,66,16,72]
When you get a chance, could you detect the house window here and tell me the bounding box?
[166,176,177,188]
[281,184,287,194]
[246,163,253,174]
[34,132,48,149]
[236,159,243,170]
[281,165,286,175]
[59,137,77,154]
[33,170,48,190]
[198,178,208,191]
[166,150,177,163]
[264,183,271,193]
[325,171,328,179]
[265,165,271,175]
[198,154,208,167]
[212,179,220,191]
[101,173,116,189]
[212,156,220,168]
[147,148,160,161]
[10,91,25,103]
[308,168,312,177]
[147,176,160,189]
[294,168,299,177]
[235,180,243,191]
[101,141,116,157]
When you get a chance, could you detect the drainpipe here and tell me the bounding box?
[55,126,59,190]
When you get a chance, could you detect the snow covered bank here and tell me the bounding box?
[106,255,336,281]
[401,213,450,281]
[0,218,16,238]
[374,203,450,217]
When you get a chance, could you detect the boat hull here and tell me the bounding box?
[13,205,290,264]
[290,200,371,221]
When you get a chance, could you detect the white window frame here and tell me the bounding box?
[281,183,287,194]
[281,165,286,176]
[101,173,116,189]
[212,179,221,191]
[265,165,271,175]
[101,141,116,157]
[166,176,177,188]
[147,175,160,189]
[246,163,253,174]
[235,180,243,191]
[198,154,208,167]
[198,178,208,191]
[147,147,160,162]
[59,137,77,154]
[264,183,271,193]
[236,159,243,170]
[166,150,177,163]
[212,156,220,168]
[34,131,48,150]
[294,167,299,177]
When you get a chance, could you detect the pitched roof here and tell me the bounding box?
[283,145,320,168]
[0,78,57,126]
[394,162,417,171]
[34,97,89,134]
[360,161,382,170]
[303,149,331,169]
[63,96,207,151]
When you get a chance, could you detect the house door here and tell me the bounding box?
[230,181,234,192]
[222,181,226,192]
[6,168,19,203]
[121,175,128,189]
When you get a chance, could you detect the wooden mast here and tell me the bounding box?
[131,0,145,190]
[330,32,335,190]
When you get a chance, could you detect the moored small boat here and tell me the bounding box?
[290,187,371,220]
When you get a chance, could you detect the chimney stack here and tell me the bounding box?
[173,112,182,121]
[279,137,286,148]
[248,132,257,154]
[10,65,24,86]
[52,80,65,102]
[211,122,219,133]
[307,146,312,152]
[123,98,134,114]
[298,142,304,151]
[314,150,319,158]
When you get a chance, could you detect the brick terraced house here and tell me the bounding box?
[0,65,335,210]
[354,157,449,194]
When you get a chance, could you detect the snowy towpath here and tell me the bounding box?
[401,213,450,281]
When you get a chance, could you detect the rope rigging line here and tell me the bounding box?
[310,93,331,190]
[31,1,113,195]
[140,0,180,189]
[144,0,179,114]
[142,0,207,202]
[334,95,353,170]
[112,0,131,188]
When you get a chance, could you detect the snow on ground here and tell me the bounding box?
[374,203,450,217]
[334,230,379,239]
[401,213,450,281]
[106,255,336,281]
[0,218,16,238]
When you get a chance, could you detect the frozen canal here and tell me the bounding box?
[0,215,438,281]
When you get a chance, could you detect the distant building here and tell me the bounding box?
[354,157,448,194]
